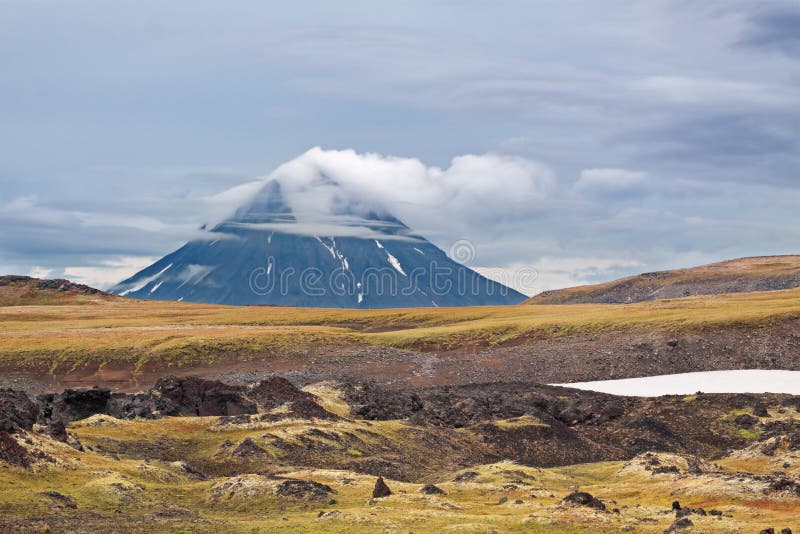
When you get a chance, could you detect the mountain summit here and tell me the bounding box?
[110,175,526,308]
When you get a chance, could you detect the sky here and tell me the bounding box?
[1,0,799,295]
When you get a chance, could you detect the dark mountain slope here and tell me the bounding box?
[111,178,525,308]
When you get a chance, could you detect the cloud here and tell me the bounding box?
[476,256,644,296]
[574,168,649,194]
[27,266,53,279]
[63,256,158,289]
[260,147,556,237]
[736,2,800,58]
[632,75,793,107]
[1,1,799,295]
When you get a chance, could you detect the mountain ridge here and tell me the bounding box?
[526,255,800,305]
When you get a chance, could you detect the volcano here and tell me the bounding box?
[110,176,526,308]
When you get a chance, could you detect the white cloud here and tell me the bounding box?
[530,256,644,294]
[476,256,644,296]
[64,256,158,289]
[250,147,556,237]
[27,266,53,279]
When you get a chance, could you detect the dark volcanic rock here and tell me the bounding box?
[40,491,77,509]
[420,484,445,495]
[453,471,479,482]
[734,413,759,428]
[28,376,335,425]
[0,431,32,468]
[230,438,268,459]
[652,465,680,475]
[152,376,257,417]
[274,478,335,500]
[767,475,800,496]
[561,491,606,511]
[39,388,112,424]
[107,392,160,420]
[45,420,69,443]
[247,377,312,409]
[372,476,392,498]
[665,518,693,532]
[752,402,769,417]
[0,389,38,433]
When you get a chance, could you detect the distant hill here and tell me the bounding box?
[0,275,113,306]
[526,255,800,304]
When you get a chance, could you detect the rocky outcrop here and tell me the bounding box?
[0,389,38,433]
[28,375,335,425]
[274,479,335,500]
[151,376,258,417]
[420,484,445,495]
[561,491,606,511]
[38,388,112,424]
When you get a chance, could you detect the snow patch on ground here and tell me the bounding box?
[553,370,800,396]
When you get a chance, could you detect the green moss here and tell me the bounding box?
[738,428,759,440]
[492,416,549,429]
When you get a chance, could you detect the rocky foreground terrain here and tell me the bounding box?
[2,267,800,531]
[1,374,800,532]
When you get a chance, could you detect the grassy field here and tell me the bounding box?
[2,287,800,370]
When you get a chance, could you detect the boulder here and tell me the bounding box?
[664,518,693,532]
[230,438,268,459]
[372,476,392,498]
[274,478,335,500]
[453,471,479,482]
[420,484,445,495]
[46,420,69,443]
[561,491,606,511]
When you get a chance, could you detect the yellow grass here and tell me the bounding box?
[2,415,797,533]
[1,287,800,369]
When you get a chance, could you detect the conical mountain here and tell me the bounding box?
[110,177,526,308]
